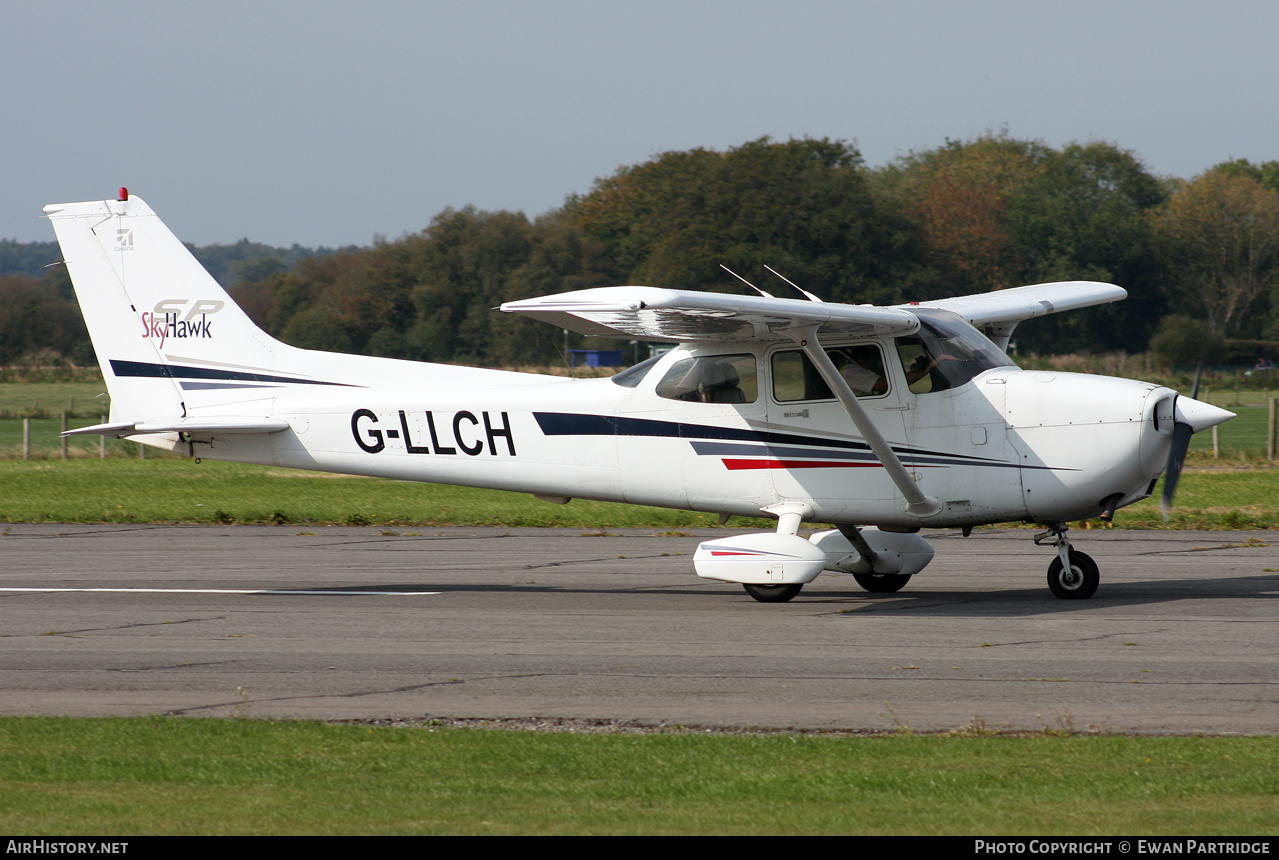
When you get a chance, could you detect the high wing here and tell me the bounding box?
[905,281,1127,351]
[500,286,919,342]
[503,279,1129,520]
[500,281,1125,345]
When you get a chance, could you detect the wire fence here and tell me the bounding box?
[2,396,1275,461]
[0,416,175,460]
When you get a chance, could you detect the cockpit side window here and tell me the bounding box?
[771,344,888,402]
[897,309,1017,393]
[655,354,758,403]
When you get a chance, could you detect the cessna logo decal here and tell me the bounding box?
[352,409,516,457]
[140,299,224,348]
[114,228,134,251]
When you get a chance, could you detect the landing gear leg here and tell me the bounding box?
[1035,523,1099,600]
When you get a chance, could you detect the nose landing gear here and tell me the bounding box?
[1035,524,1099,600]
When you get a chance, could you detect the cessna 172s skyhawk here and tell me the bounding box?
[47,191,1234,602]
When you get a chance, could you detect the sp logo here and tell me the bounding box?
[153,299,225,319]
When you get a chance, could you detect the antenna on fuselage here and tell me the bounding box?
[720,264,774,298]
[764,264,823,303]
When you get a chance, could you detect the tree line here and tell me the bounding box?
[0,238,340,366]
[4,135,1278,368]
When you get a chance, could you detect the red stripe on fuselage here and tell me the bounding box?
[721,458,882,470]
[720,459,947,471]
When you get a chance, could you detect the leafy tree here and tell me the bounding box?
[875,135,1045,297]
[191,239,337,289]
[0,240,62,278]
[574,137,911,305]
[1153,171,1279,336]
[1008,142,1167,352]
[280,305,354,352]
[1209,158,1279,195]
[15,136,1263,368]
[875,136,1166,353]
[1150,314,1226,368]
[0,274,91,365]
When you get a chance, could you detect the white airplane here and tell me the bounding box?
[47,190,1234,603]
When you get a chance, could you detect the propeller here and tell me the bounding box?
[1160,405,1194,519]
[1160,390,1235,519]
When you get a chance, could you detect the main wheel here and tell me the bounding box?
[1046,550,1099,600]
[743,583,803,603]
[853,573,912,593]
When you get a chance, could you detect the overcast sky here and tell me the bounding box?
[4,0,1276,247]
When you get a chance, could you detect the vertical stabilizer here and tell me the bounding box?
[44,194,285,421]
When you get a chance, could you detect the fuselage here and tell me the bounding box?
[174,328,1177,530]
[46,193,1234,602]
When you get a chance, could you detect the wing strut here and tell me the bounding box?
[789,325,942,518]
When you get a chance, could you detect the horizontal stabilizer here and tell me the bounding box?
[63,417,291,438]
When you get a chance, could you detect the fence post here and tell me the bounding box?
[1268,397,1277,462]
[100,415,106,459]
[1212,424,1219,459]
[139,439,146,459]
[23,418,30,460]
[60,413,68,460]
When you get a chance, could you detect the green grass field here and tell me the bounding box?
[0,458,1272,529]
[0,459,749,528]
[1,718,1275,835]
[1190,397,1276,458]
[1,378,1276,836]
[0,379,110,419]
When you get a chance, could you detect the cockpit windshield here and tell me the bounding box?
[610,354,663,388]
[897,308,1017,393]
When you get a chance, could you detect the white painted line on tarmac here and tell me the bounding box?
[0,587,441,596]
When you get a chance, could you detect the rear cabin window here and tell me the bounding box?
[771,344,888,402]
[655,354,758,403]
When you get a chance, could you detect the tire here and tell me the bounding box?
[743,583,803,603]
[852,573,912,593]
[1046,550,1099,600]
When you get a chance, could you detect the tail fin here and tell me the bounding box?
[45,193,289,422]
[47,192,540,436]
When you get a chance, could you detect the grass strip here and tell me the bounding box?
[0,459,753,528]
[0,717,1276,835]
[0,459,1275,529]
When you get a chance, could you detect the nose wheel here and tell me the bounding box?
[1046,550,1099,599]
[1036,524,1100,600]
